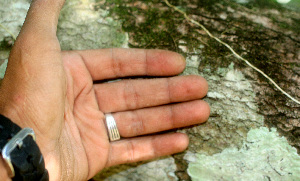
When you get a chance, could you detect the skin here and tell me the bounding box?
[0,0,210,180]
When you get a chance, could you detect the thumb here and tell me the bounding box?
[20,0,65,38]
[4,0,66,86]
[0,0,67,122]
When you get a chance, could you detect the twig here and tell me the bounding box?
[163,0,300,105]
[0,23,16,40]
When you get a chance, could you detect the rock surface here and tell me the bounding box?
[57,0,128,50]
[94,157,178,181]
[0,0,29,62]
[188,127,300,180]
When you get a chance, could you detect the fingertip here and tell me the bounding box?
[169,51,186,73]
[201,77,209,96]
[146,50,186,76]
[191,100,210,124]
[194,75,209,98]
[175,53,186,73]
[199,100,211,123]
[190,75,208,98]
[170,75,208,101]
[175,133,189,151]
[154,133,189,156]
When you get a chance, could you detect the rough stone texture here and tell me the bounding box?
[0,0,29,40]
[57,0,128,50]
[183,61,264,155]
[0,0,29,60]
[1,0,300,181]
[94,157,178,181]
[96,0,300,180]
[177,57,265,180]
[0,59,7,79]
[187,127,300,181]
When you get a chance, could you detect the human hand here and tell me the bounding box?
[0,0,210,180]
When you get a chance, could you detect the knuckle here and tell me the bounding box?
[126,140,135,163]
[130,111,145,136]
[122,81,140,110]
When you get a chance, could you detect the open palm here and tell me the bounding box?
[0,1,209,180]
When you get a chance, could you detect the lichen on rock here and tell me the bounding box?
[0,0,29,41]
[182,60,264,155]
[95,157,179,181]
[0,0,30,63]
[57,0,128,50]
[0,59,7,79]
[187,127,300,181]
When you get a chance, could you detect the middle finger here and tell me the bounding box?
[94,75,208,113]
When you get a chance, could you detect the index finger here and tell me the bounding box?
[76,48,186,80]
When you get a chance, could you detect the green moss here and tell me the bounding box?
[0,37,14,51]
[100,0,201,55]
[273,16,300,34]
[244,0,284,10]
[188,127,300,181]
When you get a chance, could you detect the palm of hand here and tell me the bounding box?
[60,52,109,180]
[60,48,210,180]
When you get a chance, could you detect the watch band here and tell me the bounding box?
[0,114,49,181]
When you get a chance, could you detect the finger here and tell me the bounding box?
[113,100,210,137]
[76,48,186,80]
[7,0,65,76]
[19,0,65,37]
[105,133,189,168]
[95,75,208,112]
[1,0,66,141]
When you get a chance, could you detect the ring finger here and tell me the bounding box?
[110,100,210,137]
